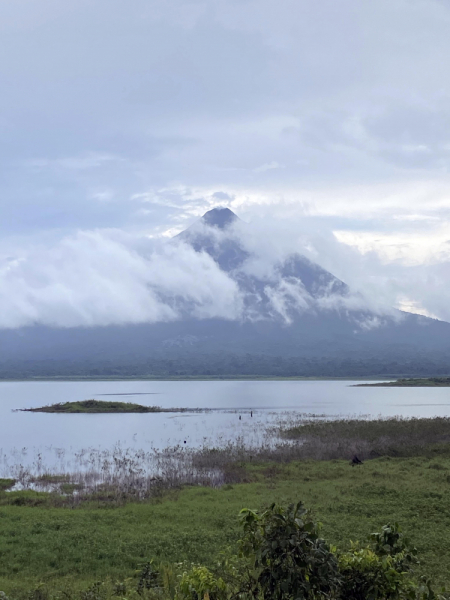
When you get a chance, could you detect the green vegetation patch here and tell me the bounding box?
[0,479,15,491]
[356,377,450,386]
[2,417,450,597]
[2,456,450,595]
[19,399,198,413]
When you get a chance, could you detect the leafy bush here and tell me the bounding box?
[233,504,445,600]
[238,501,340,600]
[178,565,227,600]
[338,544,410,600]
[137,562,160,596]
[370,523,416,561]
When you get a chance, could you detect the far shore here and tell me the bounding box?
[0,375,404,382]
[354,377,450,387]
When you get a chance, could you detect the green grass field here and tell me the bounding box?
[1,455,450,596]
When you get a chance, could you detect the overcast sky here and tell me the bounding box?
[2,0,450,326]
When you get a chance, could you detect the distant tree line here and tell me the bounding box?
[0,352,449,378]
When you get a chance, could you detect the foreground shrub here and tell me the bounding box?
[336,521,419,600]
[230,504,444,600]
[370,523,417,563]
[179,565,227,600]
[238,501,340,600]
[338,544,411,600]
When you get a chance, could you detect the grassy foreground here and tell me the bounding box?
[1,455,450,596]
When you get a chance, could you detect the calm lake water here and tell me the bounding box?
[1,379,450,458]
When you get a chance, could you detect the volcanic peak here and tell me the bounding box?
[201,207,238,229]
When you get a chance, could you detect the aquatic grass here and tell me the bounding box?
[280,415,450,460]
[2,416,450,503]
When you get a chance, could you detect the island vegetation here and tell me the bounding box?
[19,399,202,413]
[355,377,450,387]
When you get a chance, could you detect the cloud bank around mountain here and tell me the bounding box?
[0,230,243,328]
[0,216,431,330]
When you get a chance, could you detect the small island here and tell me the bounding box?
[355,377,450,387]
[18,399,200,413]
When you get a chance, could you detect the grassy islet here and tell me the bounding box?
[19,399,201,413]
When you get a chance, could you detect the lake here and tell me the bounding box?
[1,379,450,478]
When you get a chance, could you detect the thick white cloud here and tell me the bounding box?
[0,232,243,328]
[0,214,448,328]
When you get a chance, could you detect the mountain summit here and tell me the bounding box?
[176,206,246,271]
[201,207,238,229]
[179,208,349,303]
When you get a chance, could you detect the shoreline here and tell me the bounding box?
[0,375,400,382]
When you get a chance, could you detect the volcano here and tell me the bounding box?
[0,208,449,378]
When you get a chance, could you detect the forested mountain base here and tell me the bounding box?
[0,352,449,379]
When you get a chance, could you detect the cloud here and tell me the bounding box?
[263,278,311,324]
[224,215,450,324]
[2,0,450,238]
[0,214,393,329]
[0,231,243,328]
[26,153,123,171]
[253,161,285,173]
[0,213,449,330]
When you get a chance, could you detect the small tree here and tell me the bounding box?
[370,522,417,566]
[338,523,418,600]
[179,565,227,600]
[238,501,340,600]
[338,544,410,600]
